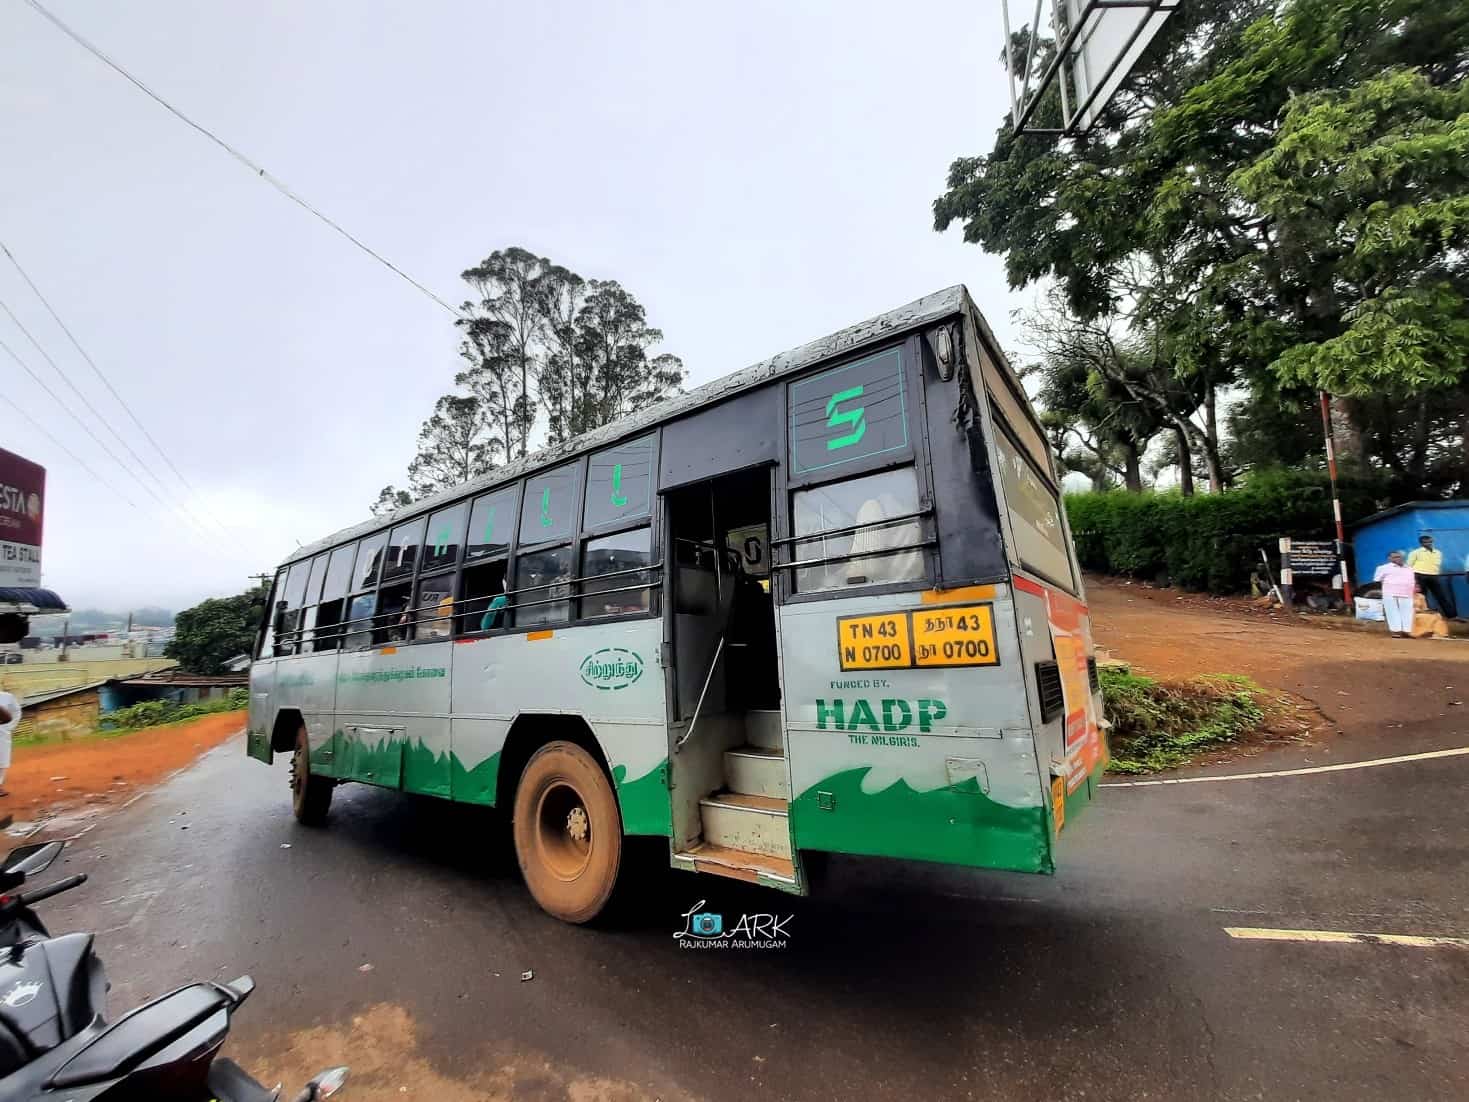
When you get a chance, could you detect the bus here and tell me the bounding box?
[247,285,1106,923]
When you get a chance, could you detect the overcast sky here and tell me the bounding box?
[2,1,1024,613]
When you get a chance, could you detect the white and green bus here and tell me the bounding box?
[247,285,1106,923]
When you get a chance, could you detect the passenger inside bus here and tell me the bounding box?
[458,560,508,635]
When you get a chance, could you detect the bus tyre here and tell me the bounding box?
[291,726,333,826]
[512,741,622,924]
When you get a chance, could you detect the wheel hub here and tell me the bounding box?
[566,805,589,844]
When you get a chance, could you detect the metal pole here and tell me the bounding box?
[1319,391,1353,605]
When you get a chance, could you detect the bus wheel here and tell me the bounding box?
[512,741,622,924]
[291,725,333,826]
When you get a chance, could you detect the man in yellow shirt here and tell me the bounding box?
[1407,533,1457,618]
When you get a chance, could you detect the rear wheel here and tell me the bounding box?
[291,725,333,826]
[512,740,622,924]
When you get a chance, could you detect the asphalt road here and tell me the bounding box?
[32,719,1469,1102]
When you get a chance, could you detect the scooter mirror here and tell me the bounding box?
[1,840,64,879]
[304,1066,349,1099]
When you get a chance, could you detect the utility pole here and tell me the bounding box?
[1319,392,1354,605]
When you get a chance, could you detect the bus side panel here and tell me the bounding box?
[450,618,671,834]
[334,643,451,795]
[779,588,1053,874]
[275,650,341,774]
[246,659,275,763]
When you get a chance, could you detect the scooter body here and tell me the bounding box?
[0,839,345,1101]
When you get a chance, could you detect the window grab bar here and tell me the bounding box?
[676,635,725,751]
[768,508,933,548]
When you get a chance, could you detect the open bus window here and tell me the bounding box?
[382,519,425,583]
[993,429,1074,590]
[414,574,456,640]
[458,561,508,635]
[352,531,388,591]
[515,546,573,627]
[374,583,413,644]
[792,466,924,592]
[313,597,345,651]
[582,527,653,619]
[342,593,376,650]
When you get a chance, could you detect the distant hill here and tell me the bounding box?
[29,606,175,633]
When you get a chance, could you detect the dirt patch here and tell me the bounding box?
[1087,573,1469,760]
[239,1003,685,1102]
[4,712,244,823]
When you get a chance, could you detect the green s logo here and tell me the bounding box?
[825,385,867,451]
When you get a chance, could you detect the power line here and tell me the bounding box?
[22,0,461,317]
[0,329,221,549]
[0,294,222,541]
[10,394,139,509]
[0,296,170,501]
[0,239,232,535]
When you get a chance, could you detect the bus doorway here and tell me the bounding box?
[663,467,794,887]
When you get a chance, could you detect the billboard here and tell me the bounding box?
[0,447,45,588]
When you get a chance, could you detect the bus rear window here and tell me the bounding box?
[994,429,1073,590]
[792,467,924,592]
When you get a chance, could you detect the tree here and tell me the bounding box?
[538,264,589,445]
[572,280,686,430]
[934,0,1469,498]
[370,485,413,517]
[459,248,549,459]
[167,588,264,674]
[406,394,498,498]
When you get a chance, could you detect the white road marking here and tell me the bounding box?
[1225,927,1469,948]
[1102,746,1469,787]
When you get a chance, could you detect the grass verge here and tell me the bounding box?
[1101,667,1266,774]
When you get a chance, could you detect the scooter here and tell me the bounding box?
[0,837,347,1101]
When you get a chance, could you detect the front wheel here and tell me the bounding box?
[512,741,623,924]
[291,726,333,826]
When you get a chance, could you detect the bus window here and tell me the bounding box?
[274,559,313,655]
[414,574,456,640]
[342,592,376,650]
[374,583,413,644]
[582,527,653,618]
[458,560,508,635]
[515,546,573,626]
[994,429,1074,590]
[584,436,654,530]
[313,541,356,652]
[352,531,388,591]
[382,518,426,583]
[257,569,284,658]
[422,502,467,573]
[299,554,329,651]
[520,462,580,544]
[467,486,517,561]
[792,466,924,592]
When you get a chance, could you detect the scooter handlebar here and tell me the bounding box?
[15,873,87,908]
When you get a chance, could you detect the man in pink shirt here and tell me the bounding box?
[1373,550,1418,637]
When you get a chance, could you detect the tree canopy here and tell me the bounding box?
[375,247,685,512]
[934,0,1469,499]
[166,588,264,675]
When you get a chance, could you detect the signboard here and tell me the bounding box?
[0,447,45,588]
[1283,539,1337,577]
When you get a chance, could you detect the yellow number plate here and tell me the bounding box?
[1051,776,1066,833]
[911,604,1000,668]
[836,612,912,671]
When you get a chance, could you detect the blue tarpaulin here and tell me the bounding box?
[1352,500,1469,610]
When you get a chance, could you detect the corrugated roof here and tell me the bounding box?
[1351,499,1469,530]
[287,284,976,566]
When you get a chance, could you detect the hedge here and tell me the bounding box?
[1065,469,1385,595]
[102,688,249,732]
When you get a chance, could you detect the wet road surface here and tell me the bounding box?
[33,724,1469,1101]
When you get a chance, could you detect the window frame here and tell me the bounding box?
[578,522,657,622]
[991,417,1078,595]
[773,336,937,606]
